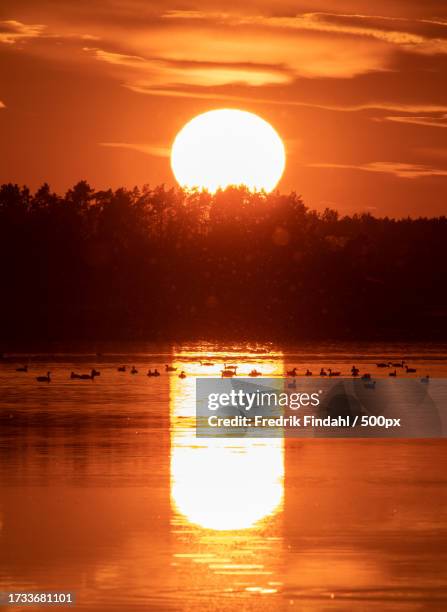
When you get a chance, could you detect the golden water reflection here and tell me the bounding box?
[169,352,285,531]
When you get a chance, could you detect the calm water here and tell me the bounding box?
[1,342,447,611]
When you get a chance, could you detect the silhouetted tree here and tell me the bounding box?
[0,181,446,342]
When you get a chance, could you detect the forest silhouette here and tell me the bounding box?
[1,181,446,342]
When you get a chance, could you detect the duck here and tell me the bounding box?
[351,366,359,377]
[249,369,262,377]
[131,366,138,374]
[36,372,51,383]
[421,375,430,384]
[361,373,371,380]
[389,370,397,377]
[117,365,126,372]
[147,369,160,377]
[165,365,177,372]
[200,360,215,366]
[16,365,28,372]
[328,368,341,377]
[405,365,417,373]
[305,369,312,376]
[286,367,297,377]
[179,371,186,379]
[320,368,327,376]
[391,360,405,368]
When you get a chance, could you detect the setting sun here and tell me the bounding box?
[171,109,286,193]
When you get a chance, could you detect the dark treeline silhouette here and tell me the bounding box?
[1,181,446,341]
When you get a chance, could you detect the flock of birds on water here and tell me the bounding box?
[9,358,430,387]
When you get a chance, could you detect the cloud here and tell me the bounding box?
[154,23,390,79]
[163,10,447,55]
[99,142,170,158]
[309,161,447,179]
[240,13,425,45]
[85,47,292,86]
[120,84,447,117]
[0,19,100,47]
[343,103,447,113]
[377,114,447,128]
[80,10,394,84]
[0,20,45,44]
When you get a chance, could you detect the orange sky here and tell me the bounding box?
[1,0,447,216]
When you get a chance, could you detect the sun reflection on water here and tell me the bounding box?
[169,352,284,531]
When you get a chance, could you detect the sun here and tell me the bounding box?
[171,109,286,193]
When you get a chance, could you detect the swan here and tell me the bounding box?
[131,366,138,374]
[249,369,262,377]
[16,365,28,372]
[305,369,312,376]
[376,362,390,368]
[405,366,416,373]
[36,372,51,382]
[389,370,397,377]
[391,360,405,368]
[221,368,236,378]
[328,368,341,377]
[165,365,177,372]
[179,371,186,379]
[200,360,215,366]
[286,367,297,377]
[79,370,95,380]
[351,366,359,376]
[320,368,327,376]
[117,365,126,372]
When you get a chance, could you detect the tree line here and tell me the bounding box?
[1,181,446,341]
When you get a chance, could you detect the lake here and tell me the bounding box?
[1,342,447,610]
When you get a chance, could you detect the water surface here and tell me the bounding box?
[1,342,447,610]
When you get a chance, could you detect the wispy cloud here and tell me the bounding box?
[163,9,447,29]
[341,103,447,113]
[0,19,99,46]
[309,161,447,179]
[240,13,426,46]
[121,85,447,117]
[81,10,394,84]
[163,10,447,55]
[86,48,146,67]
[0,20,46,44]
[99,142,170,158]
[85,47,292,86]
[377,114,447,129]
